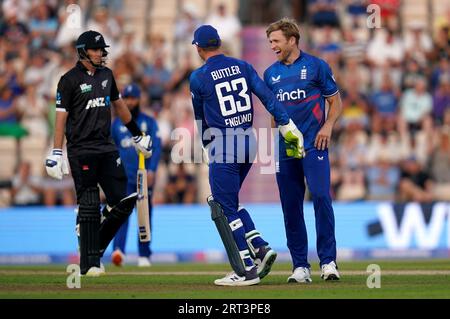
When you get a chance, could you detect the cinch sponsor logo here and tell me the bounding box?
[276,88,306,102]
[85,96,110,109]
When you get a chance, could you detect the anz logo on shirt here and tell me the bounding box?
[85,96,110,110]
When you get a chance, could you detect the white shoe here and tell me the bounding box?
[84,266,105,277]
[287,267,312,283]
[137,257,152,267]
[321,261,340,280]
[111,249,124,267]
[214,267,260,286]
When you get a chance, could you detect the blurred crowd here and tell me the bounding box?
[303,0,450,202]
[0,0,449,207]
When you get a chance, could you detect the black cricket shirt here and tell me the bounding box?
[56,62,121,156]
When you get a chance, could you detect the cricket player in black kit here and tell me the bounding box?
[45,30,152,276]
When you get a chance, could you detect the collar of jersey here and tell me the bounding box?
[206,54,225,63]
[76,61,98,75]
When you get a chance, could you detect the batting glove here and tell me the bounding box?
[133,134,152,158]
[45,149,69,180]
[279,119,306,159]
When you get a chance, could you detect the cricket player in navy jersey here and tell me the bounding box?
[264,18,343,283]
[190,25,305,286]
[110,83,161,267]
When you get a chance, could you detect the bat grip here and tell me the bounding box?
[138,152,145,169]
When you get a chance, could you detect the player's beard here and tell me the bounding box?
[280,47,293,63]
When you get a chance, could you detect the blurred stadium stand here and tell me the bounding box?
[0,0,449,208]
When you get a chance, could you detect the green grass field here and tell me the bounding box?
[0,259,449,299]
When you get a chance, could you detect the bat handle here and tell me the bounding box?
[138,152,145,169]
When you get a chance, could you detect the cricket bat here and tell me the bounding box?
[137,152,151,242]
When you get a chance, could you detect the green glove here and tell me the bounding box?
[279,119,306,159]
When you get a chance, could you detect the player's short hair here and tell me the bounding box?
[200,45,221,52]
[266,17,300,45]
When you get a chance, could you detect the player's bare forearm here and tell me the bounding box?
[315,93,342,150]
[112,99,132,125]
[53,111,68,149]
[325,92,342,128]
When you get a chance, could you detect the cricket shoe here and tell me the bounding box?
[287,267,312,283]
[254,246,277,279]
[111,249,124,267]
[84,266,105,277]
[137,257,152,267]
[214,267,260,286]
[321,261,340,281]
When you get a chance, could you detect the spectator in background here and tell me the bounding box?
[205,3,242,57]
[143,54,171,113]
[335,126,367,200]
[404,21,433,68]
[86,6,121,50]
[174,3,201,64]
[340,86,369,130]
[0,80,18,124]
[398,156,434,203]
[429,127,450,201]
[24,50,56,97]
[15,81,49,138]
[55,0,87,48]
[429,26,450,63]
[0,6,30,61]
[399,76,432,134]
[367,28,404,90]
[340,57,370,94]
[366,151,400,201]
[430,56,450,91]
[370,72,398,133]
[366,130,408,165]
[165,163,196,204]
[341,28,367,63]
[308,0,340,28]
[11,162,42,206]
[2,0,31,23]
[29,2,58,50]
[401,58,425,91]
[432,75,450,125]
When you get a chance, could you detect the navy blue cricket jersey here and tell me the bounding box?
[190,54,289,148]
[264,51,339,160]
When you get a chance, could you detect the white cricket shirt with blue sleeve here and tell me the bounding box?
[264,51,339,160]
[190,54,289,147]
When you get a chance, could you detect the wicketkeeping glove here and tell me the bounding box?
[279,119,306,159]
[45,149,69,180]
[133,134,152,158]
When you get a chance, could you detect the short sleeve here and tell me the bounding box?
[110,73,120,101]
[55,76,72,112]
[317,59,339,97]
